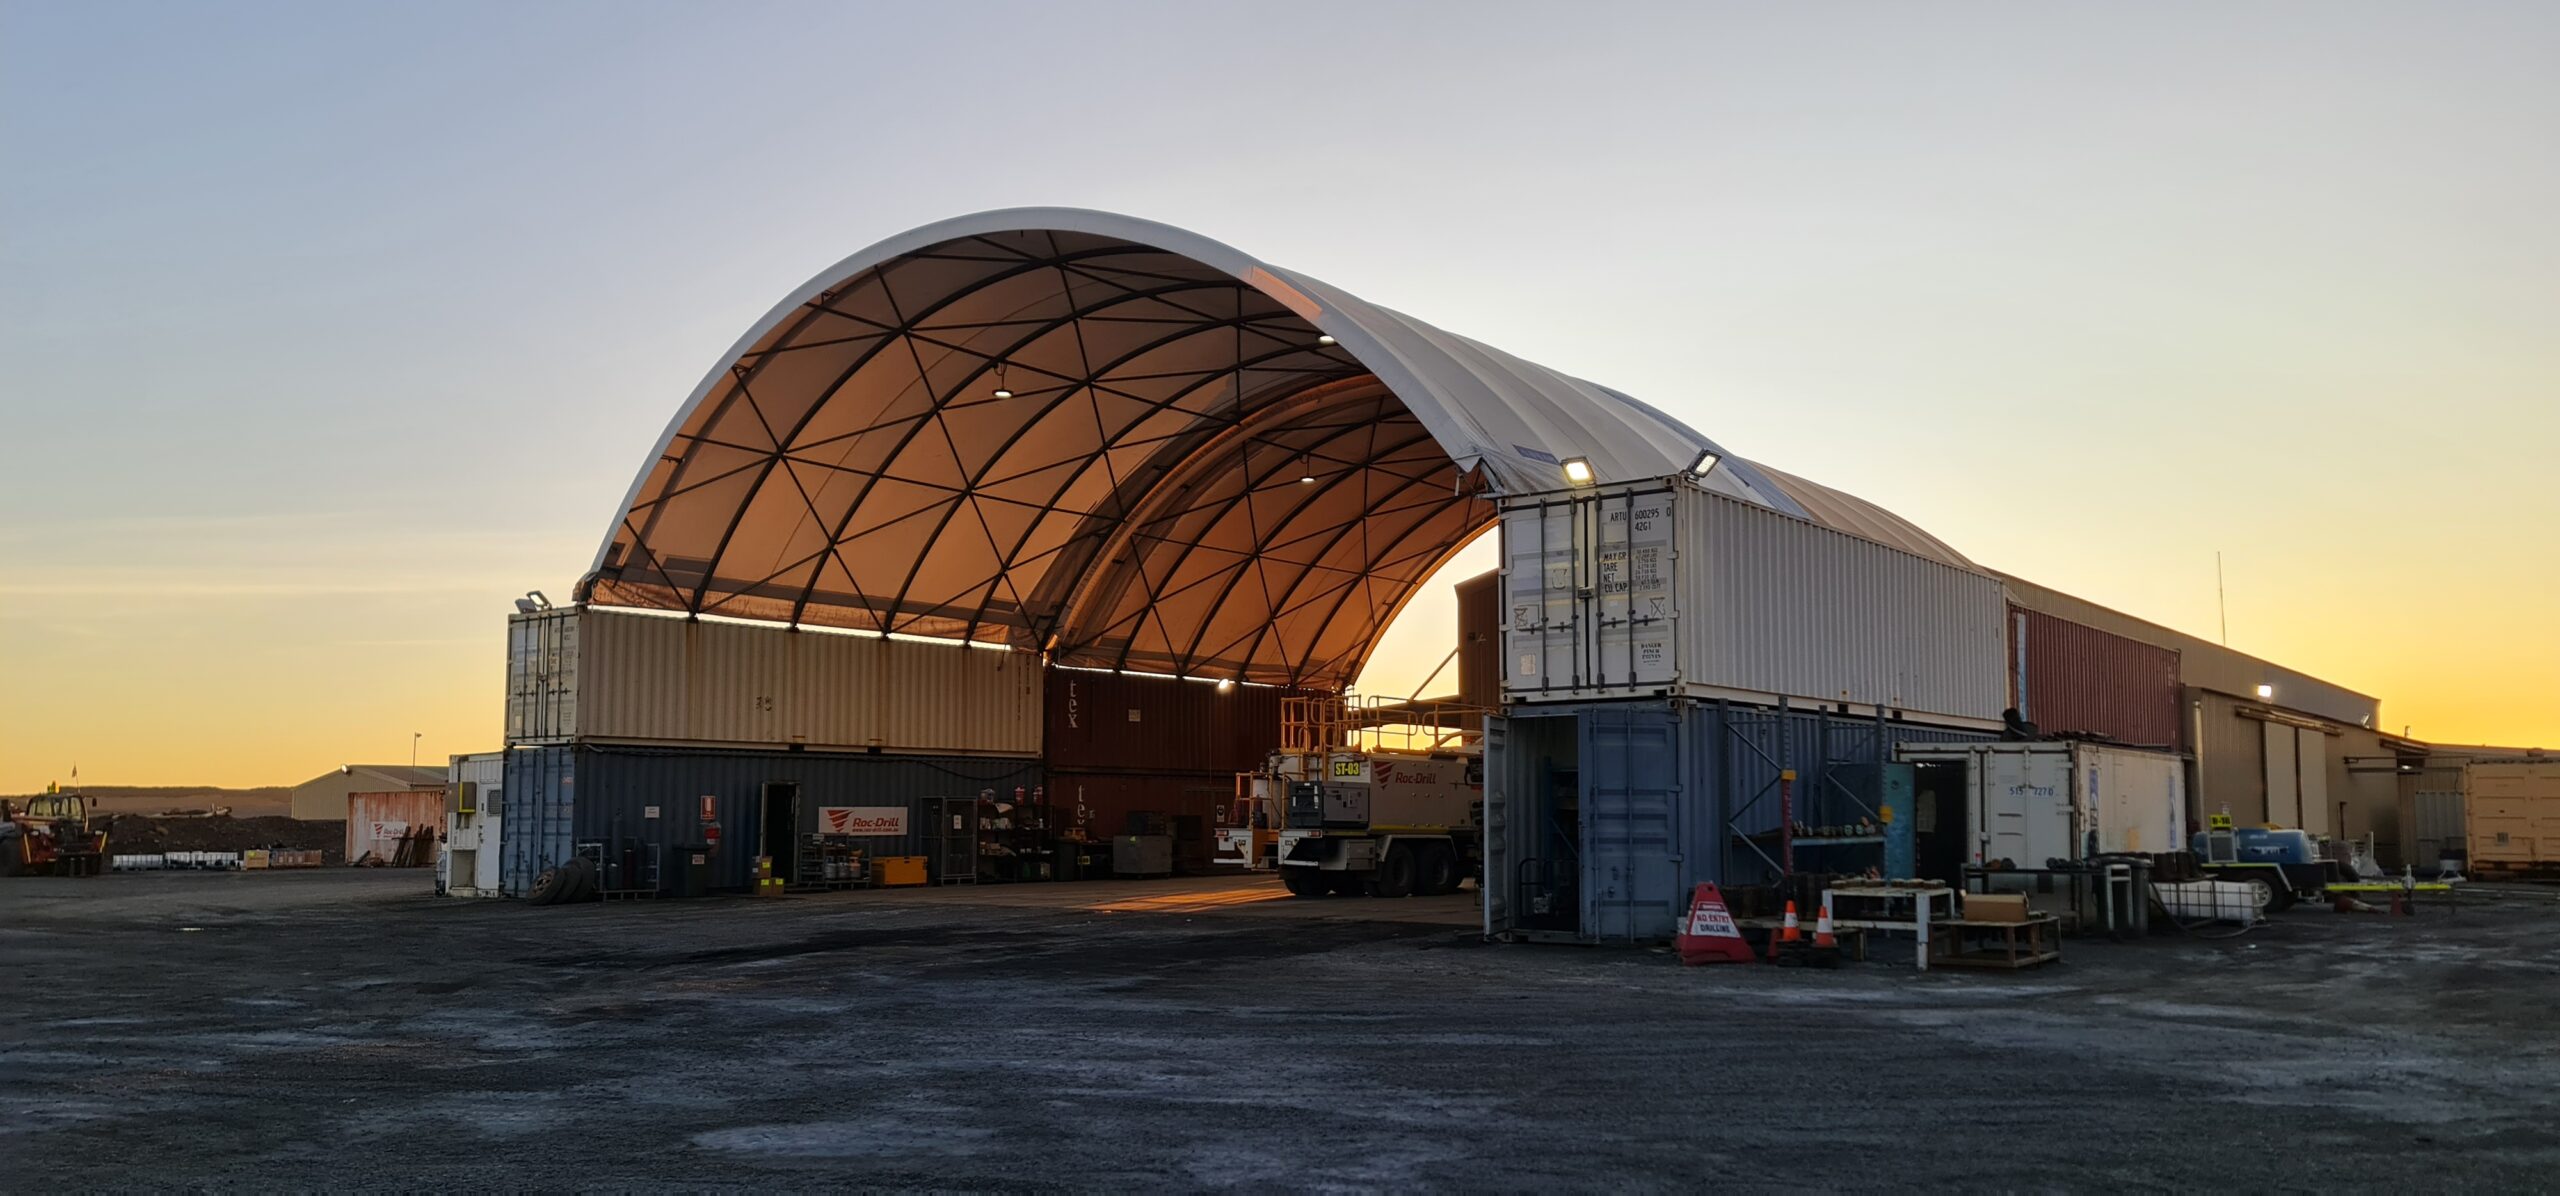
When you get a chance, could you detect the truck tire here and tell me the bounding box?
[1282,869,1329,898]
[1417,843,1459,896]
[1375,845,1418,898]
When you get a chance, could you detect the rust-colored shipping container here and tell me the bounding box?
[1044,668,1291,774]
[2009,606,2182,747]
[1455,569,1500,710]
[347,789,446,865]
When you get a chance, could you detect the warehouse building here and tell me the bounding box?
[482,206,2455,938]
[289,763,446,822]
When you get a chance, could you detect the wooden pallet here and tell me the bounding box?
[1930,916,2061,969]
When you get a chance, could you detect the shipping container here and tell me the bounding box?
[2001,573,2379,730]
[1455,570,1500,710]
[504,605,1042,756]
[497,746,1043,895]
[442,752,506,897]
[347,789,446,865]
[1042,668,1290,774]
[1485,698,1993,943]
[2465,761,2560,875]
[1891,741,2188,865]
[2009,606,2182,747]
[1499,479,2007,722]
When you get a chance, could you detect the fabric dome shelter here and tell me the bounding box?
[582,208,1968,688]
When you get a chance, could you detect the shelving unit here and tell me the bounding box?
[976,792,1056,882]
[790,834,868,892]
[929,795,978,885]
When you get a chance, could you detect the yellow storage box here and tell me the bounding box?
[874,856,928,887]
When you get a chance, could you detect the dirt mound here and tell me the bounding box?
[102,815,347,864]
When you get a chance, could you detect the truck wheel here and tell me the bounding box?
[1375,846,1418,898]
[1417,844,1459,896]
[1282,869,1328,898]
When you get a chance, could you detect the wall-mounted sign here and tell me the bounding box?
[818,806,908,837]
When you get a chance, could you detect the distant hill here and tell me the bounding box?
[7,785,295,818]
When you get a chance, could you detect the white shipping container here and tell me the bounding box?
[1897,741,2189,865]
[1500,478,2007,721]
[502,606,1042,756]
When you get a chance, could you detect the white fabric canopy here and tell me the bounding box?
[583,208,1968,686]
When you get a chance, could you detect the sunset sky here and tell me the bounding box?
[5,2,2554,791]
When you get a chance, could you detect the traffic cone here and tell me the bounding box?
[1813,901,1837,950]
[1779,901,1802,943]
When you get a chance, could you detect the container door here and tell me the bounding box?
[1580,705,1683,941]
[1977,747,2071,871]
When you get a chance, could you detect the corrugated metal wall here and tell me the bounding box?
[2001,572,2380,728]
[1499,481,2007,721]
[1455,570,1500,709]
[347,790,446,864]
[570,747,1044,892]
[2012,606,2182,746]
[513,606,1043,755]
[2190,688,2267,826]
[1042,669,1289,774]
[1498,699,1995,942]
[2407,766,2465,869]
[500,746,576,896]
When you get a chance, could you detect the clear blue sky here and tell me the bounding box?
[5,1,2555,785]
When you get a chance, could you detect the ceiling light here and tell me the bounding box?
[992,362,1012,400]
[1315,334,1337,346]
[992,387,1014,400]
[1561,457,1596,486]
[1687,450,1721,478]
[1298,455,1317,485]
[1216,678,1236,694]
[2256,684,2275,700]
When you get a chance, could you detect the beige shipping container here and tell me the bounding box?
[2466,761,2560,874]
[1499,478,2006,722]
[504,605,1041,756]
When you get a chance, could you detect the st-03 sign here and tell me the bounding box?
[818,806,908,837]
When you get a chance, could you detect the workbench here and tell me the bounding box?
[1825,883,1958,972]
[1929,915,2063,969]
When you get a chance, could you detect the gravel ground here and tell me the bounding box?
[7,870,2560,1190]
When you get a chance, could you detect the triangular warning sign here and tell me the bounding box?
[1676,883,1756,965]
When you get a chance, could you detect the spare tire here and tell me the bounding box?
[526,864,569,906]
[560,857,599,902]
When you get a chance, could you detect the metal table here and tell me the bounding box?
[1825,883,1958,972]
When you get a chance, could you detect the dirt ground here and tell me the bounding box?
[7,871,2560,1190]
[98,814,347,863]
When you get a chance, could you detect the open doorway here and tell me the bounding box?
[1910,758,1970,885]
[760,781,801,885]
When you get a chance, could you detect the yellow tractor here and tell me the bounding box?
[1,784,108,877]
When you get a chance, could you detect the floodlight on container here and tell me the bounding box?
[1316,334,1337,346]
[2256,684,2275,700]
[1561,457,1596,486]
[1687,450,1720,478]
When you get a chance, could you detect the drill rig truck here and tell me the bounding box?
[1248,696,1484,898]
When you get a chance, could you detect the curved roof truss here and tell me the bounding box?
[583,208,1968,688]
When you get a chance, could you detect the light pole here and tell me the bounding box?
[412,732,422,768]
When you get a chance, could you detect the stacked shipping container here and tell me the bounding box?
[497,605,1046,895]
[2008,606,2182,746]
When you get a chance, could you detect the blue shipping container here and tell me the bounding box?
[1488,699,1993,942]
[488,746,1043,895]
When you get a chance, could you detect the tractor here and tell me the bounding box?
[1,786,109,877]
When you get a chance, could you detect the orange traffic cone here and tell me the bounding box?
[1779,900,1802,942]
[1813,900,1837,950]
